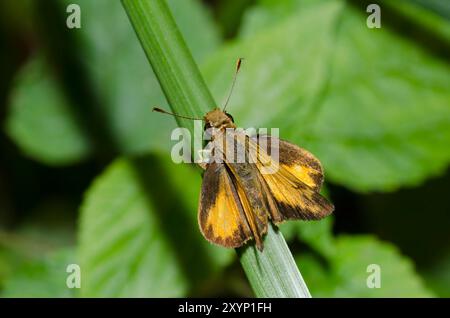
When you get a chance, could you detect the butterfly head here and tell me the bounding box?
[204,108,235,131]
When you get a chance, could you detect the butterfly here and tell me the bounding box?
[154,59,334,251]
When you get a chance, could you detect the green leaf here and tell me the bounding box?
[238,0,316,38]
[78,155,232,297]
[279,215,335,258]
[203,0,450,192]
[5,0,221,165]
[62,0,221,154]
[0,248,19,289]
[296,235,434,297]
[5,56,91,165]
[2,248,77,298]
[204,1,343,130]
[297,217,335,258]
[0,201,78,297]
[421,250,450,297]
[408,0,450,20]
[385,0,450,41]
[309,5,450,191]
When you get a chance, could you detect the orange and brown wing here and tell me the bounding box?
[249,135,334,223]
[198,162,253,248]
[252,135,324,191]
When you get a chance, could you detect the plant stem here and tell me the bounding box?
[238,223,311,297]
[122,0,214,134]
[122,0,311,298]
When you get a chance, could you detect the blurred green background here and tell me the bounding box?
[0,0,449,297]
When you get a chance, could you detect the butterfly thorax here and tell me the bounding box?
[204,108,236,131]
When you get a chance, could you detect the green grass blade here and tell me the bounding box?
[122,0,214,133]
[121,0,311,298]
[238,223,311,297]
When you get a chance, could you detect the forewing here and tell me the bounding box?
[198,162,252,248]
[253,135,324,191]
[249,134,334,222]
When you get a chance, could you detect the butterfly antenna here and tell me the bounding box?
[223,58,244,112]
[152,107,203,121]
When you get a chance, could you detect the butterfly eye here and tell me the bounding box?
[204,122,212,131]
[225,112,234,123]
